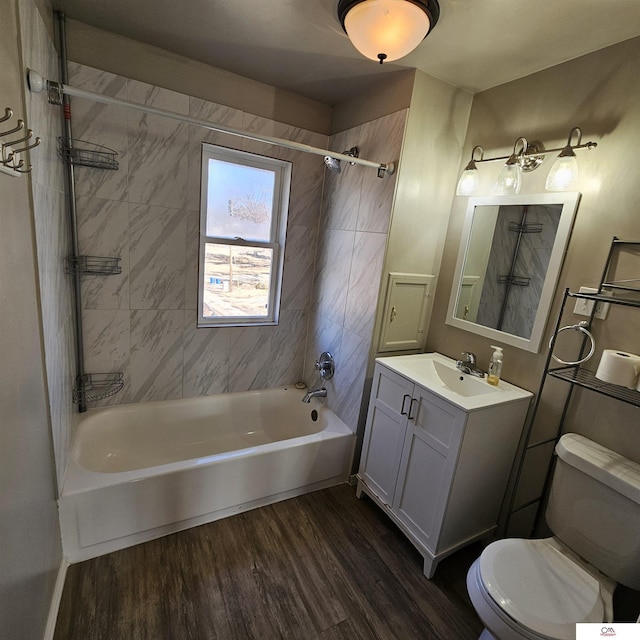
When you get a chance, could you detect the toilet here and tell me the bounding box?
[467,433,640,640]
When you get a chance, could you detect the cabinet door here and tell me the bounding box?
[391,386,466,550]
[359,365,414,505]
[378,273,434,352]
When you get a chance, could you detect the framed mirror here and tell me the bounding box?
[446,193,581,353]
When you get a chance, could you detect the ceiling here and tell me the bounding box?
[51,0,640,106]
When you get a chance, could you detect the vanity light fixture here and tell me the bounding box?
[494,137,528,195]
[456,145,483,196]
[337,0,440,64]
[545,127,582,191]
[455,127,597,197]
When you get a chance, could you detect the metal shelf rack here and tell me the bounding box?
[65,256,122,276]
[57,137,119,170]
[506,237,640,536]
[73,373,124,405]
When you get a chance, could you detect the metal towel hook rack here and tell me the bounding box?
[0,106,41,176]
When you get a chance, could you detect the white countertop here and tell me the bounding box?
[376,352,533,411]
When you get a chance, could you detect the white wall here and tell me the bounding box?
[0,1,62,638]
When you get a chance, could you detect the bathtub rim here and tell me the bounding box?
[62,387,352,496]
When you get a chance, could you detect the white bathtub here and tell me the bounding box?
[59,387,355,562]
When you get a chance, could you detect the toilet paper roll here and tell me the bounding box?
[595,349,640,389]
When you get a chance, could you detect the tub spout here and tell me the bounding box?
[301,387,327,403]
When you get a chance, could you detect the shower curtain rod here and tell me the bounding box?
[27,70,395,177]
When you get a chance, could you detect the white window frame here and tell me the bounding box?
[198,144,291,327]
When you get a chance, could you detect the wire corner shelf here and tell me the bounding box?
[73,373,124,405]
[57,137,119,170]
[65,255,122,276]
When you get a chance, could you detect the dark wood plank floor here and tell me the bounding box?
[54,484,484,640]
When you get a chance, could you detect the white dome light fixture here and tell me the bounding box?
[337,0,440,64]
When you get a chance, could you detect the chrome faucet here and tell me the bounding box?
[456,352,485,378]
[301,387,327,403]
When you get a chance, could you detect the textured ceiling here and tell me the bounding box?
[51,0,640,105]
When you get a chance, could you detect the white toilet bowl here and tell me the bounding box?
[466,537,616,640]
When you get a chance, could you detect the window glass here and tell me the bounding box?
[205,159,275,242]
[198,144,290,327]
[202,243,274,319]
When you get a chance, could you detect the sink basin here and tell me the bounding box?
[375,352,532,411]
[432,360,498,397]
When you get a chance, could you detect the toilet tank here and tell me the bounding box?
[546,433,640,590]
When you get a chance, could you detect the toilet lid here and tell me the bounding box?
[480,539,606,640]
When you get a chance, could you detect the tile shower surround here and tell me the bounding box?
[305,113,406,429]
[69,62,405,431]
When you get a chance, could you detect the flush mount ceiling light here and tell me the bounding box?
[337,0,440,64]
[455,128,598,197]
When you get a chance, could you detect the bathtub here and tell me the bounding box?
[58,387,355,562]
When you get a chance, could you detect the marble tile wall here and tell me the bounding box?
[19,0,77,492]
[69,63,326,405]
[304,111,407,431]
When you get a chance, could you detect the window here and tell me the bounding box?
[198,144,291,327]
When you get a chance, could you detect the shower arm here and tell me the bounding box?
[27,71,396,178]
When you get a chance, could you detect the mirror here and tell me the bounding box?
[446,193,581,353]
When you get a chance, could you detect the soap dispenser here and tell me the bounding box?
[487,346,503,386]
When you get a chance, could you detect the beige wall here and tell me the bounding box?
[370,70,473,369]
[64,19,333,135]
[331,69,416,134]
[0,1,62,638]
[427,36,640,532]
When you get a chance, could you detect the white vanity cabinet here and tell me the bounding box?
[357,354,532,578]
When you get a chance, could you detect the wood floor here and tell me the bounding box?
[54,484,484,640]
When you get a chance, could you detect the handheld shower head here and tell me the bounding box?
[323,146,359,174]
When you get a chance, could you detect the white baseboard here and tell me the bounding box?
[43,559,68,640]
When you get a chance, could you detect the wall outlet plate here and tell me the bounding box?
[573,286,611,320]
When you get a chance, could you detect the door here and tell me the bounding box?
[359,364,414,505]
[392,386,466,550]
[378,273,434,352]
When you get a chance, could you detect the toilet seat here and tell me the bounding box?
[478,538,611,640]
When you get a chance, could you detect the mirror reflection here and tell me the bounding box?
[447,193,580,353]
[454,202,562,339]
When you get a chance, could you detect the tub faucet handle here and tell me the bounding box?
[315,351,335,380]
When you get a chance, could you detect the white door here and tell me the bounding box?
[359,365,414,505]
[392,386,466,550]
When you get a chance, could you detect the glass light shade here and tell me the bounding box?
[343,0,431,62]
[494,161,521,195]
[456,168,479,196]
[493,155,522,196]
[545,153,578,191]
